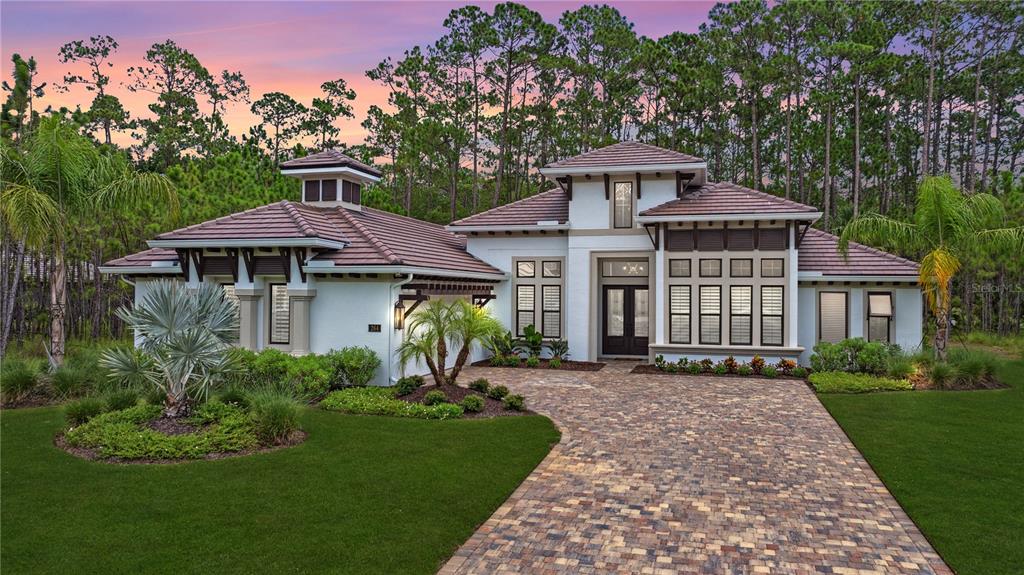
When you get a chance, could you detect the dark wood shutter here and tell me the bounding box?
[758,228,786,250]
[665,230,694,252]
[697,229,724,251]
[352,183,361,204]
[321,179,337,201]
[341,180,353,202]
[253,256,286,275]
[304,180,320,201]
[726,229,754,250]
[203,256,233,275]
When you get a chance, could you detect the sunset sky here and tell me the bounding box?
[1,1,718,147]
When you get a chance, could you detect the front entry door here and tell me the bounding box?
[602,285,649,356]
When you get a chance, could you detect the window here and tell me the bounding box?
[730,259,752,277]
[699,286,721,344]
[730,286,752,345]
[513,258,563,338]
[303,179,339,202]
[321,179,337,201]
[541,285,561,338]
[669,259,691,277]
[761,258,784,277]
[819,291,848,343]
[699,259,721,277]
[542,261,561,278]
[303,180,320,201]
[221,283,238,304]
[341,180,362,203]
[517,261,535,278]
[269,284,290,344]
[613,182,633,228]
[868,292,893,343]
[669,286,691,344]
[516,285,535,336]
[761,286,784,346]
[602,260,648,277]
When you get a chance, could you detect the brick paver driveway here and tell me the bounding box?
[442,362,950,575]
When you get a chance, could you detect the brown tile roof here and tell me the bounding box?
[799,228,919,277]
[640,182,820,217]
[155,201,349,244]
[545,141,702,170]
[107,204,502,277]
[103,248,179,268]
[279,149,382,178]
[311,208,503,275]
[449,189,568,228]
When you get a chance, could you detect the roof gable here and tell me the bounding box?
[279,149,382,178]
[640,182,820,219]
[449,188,568,229]
[798,228,919,277]
[544,141,703,170]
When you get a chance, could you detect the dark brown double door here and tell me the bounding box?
[602,285,649,356]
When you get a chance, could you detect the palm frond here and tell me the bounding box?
[975,226,1024,254]
[919,248,960,315]
[0,182,60,249]
[960,192,1006,229]
[838,214,920,258]
[93,155,179,216]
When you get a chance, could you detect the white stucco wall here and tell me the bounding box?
[308,280,392,385]
[568,176,682,231]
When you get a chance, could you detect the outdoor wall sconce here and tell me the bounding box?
[393,300,405,330]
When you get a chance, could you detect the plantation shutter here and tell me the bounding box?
[699,286,721,344]
[819,292,847,343]
[730,286,752,345]
[761,286,784,346]
[516,285,535,336]
[541,285,561,338]
[270,284,290,344]
[669,286,690,344]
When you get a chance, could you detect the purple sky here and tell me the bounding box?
[1,1,718,147]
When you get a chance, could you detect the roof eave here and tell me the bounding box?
[445,223,570,233]
[303,263,507,281]
[99,265,181,275]
[279,165,382,183]
[148,238,348,250]
[636,212,822,223]
[797,272,920,282]
[539,161,707,178]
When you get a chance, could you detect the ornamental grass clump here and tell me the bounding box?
[248,390,302,444]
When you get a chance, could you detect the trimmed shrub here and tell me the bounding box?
[791,366,809,379]
[326,346,381,387]
[811,338,897,375]
[422,390,447,406]
[712,364,728,375]
[737,364,754,376]
[489,356,505,367]
[65,397,105,426]
[929,362,955,388]
[809,372,912,393]
[525,356,541,368]
[320,388,463,419]
[761,365,778,378]
[855,342,890,375]
[686,362,701,375]
[104,389,139,412]
[248,390,302,444]
[0,359,39,401]
[664,362,679,373]
[468,378,490,393]
[460,394,485,413]
[486,385,509,400]
[502,394,525,411]
[548,358,562,369]
[395,375,425,397]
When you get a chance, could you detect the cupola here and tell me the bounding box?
[280,149,382,210]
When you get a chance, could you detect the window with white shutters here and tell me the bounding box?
[699,286,721,344]
[730,286,752,345]
[761,286,784,346]
[542,285,561,338]
[819,291,848,343]
[516,285,535,336]
[669,285,690,344]
[513,258,563,338]
[269,284,290,344]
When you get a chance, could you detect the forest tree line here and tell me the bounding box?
[2,0,1022,353]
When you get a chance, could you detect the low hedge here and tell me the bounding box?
[320,387,463,420]
[809,371,913,394]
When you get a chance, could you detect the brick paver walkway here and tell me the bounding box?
[441,362,951,574]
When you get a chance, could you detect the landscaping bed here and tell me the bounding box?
[400,384,530,418]
[471,357,605,371]
[321,376,528,420]
[634,355,808,379]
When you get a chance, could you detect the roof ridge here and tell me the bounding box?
[713,181,818,212]
[450,188,564,225]
[807,228,920,267]
[156,202,279,239]
[281,201,319,237]
[335,208,402,264]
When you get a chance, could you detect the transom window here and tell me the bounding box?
[868,292,893,343]
[699,259,721,277]
[761,258,784,277]
[613,182,633,228]
[602,260,647,277]
[514,258,563,337]
[730,259,753,278]
[269,284,290,344]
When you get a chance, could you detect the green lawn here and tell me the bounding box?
[1,407,559,574]
[818,359,1024,575]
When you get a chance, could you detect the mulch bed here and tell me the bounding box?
[1,391,59,410]
[630,364,808,381]
[470,358,605,371]
[398,384,533,418]
[54,430,307,465]
[147,417,203,436]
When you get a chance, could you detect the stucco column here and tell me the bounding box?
[234,288,262,351]
[288,288,316,356]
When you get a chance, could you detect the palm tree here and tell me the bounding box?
[100,281,239,418]
[396,299,502,386]
[0,115,176,364]
[839,176,1024,360]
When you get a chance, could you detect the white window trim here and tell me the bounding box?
[512,257,565,339]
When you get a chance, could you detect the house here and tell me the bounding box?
[101,142,923,384]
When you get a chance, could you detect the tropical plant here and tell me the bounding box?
[514,324,544,357]
[547,339,570,360]
[0,115,176,363]
[397,299,502,386]
[840,177,1024,360]
[100,281,239,417]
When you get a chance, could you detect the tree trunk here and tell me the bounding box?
[853,72,861,219]
[785,90,792,199]
[934,284,949,361]
[0,238,26,358]
[921,5,938,177]
[164,391,191,418]
[751,94,760,191]
[448,345,472,384]
[823,100,832,231]
[50,250,68,368]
